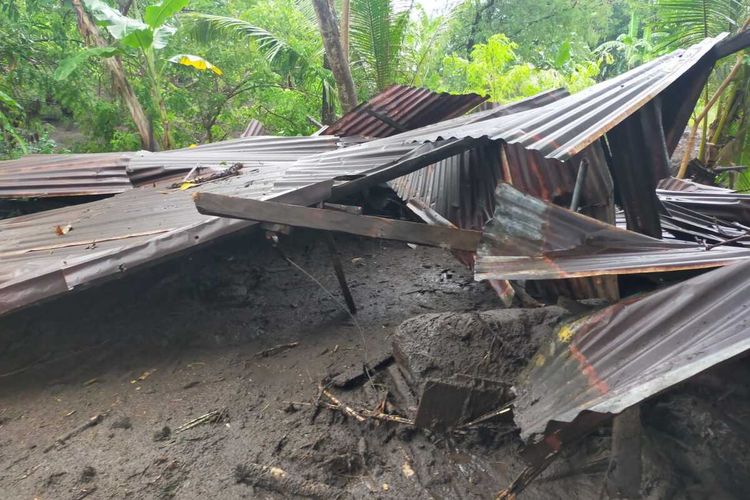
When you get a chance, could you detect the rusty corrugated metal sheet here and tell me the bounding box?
[0,163,334,317]
[475,183,750,280]
[127,135,342,185]
[0,134,443,317]
[657,188,750,225]
[0,153,135,198]
[657,176,733,192]
[513,258,750,441]
[241,119,266,137]
[320,85,487,138]
[389,89,571,231]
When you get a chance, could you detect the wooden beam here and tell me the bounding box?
[194,193,481,252]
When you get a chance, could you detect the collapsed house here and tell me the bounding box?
[2,31,750,495]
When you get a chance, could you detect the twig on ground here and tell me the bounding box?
[44,412,109,453]
[174,409,229,434]
[255,342,299,358]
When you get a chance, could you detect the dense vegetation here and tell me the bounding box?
[1,0,749,174]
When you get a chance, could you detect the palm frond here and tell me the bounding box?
[655,0,746,49]
[350,0,409,91]
[182,13,292,63]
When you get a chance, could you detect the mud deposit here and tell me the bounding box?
[1,229,749,499]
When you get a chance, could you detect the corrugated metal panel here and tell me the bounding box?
[657,188,750,225]
[389,89,572,230]
[0,162,333,317]
[475,183,750,280]
[0,134,442,317]
[241,119,266,137]
[0,152,135,198]
[321,85,487,137]
[127,135,342,185]
[513,258,750,441]
[388,36,725,162]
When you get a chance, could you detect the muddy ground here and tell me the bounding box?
[1,228,749,499]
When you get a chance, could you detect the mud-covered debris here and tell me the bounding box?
[80,466,96,483]
[110,416,132,430]
[234,462,346,499]
[153,426,171,442]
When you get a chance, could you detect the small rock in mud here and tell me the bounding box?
[80,466,96,483]
[153,426,171,442]
[110,416,132,430]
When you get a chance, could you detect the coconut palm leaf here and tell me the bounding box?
[182,13,298,63]
[655,0,746,49]
[350,0,409,91]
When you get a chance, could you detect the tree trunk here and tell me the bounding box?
[70,0,158,151]
[311,0,358,112]
[340,0,350,62]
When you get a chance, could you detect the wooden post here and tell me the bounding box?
[606,406,642,498]
[323,232,356,314]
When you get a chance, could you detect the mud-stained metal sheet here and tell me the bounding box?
[0,163,332,318]
[513,258,750,440]
[475,183,750,280]
[320,85,487,138]
[0,153,135,198]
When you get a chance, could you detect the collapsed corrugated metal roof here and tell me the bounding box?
[0,134,447,317]
[476,183,750,281]
[388,89,570,230]
[656,188,750,225]
[320,85,487,138]
[513,258,750,441]
[0,164,333,317]
[127,135,343,185]
[0,152,135,198]
[388,36,725,161]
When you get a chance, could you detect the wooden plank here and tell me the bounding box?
[194,192,482,252]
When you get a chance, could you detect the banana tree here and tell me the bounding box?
[55,0,222,149]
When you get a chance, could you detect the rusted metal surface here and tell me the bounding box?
[127,136,342,185]
[513,258,750,442]
[241,119,266,137]
[320,85,487,138]
[389,89,572,231]
[475,183,750,281]
[657,188,750,225]
[0,153,135,198]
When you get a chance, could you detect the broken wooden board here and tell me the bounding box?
[194,192,482,252]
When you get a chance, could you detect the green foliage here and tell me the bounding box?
[53,46,122,81]
[437,34,599,102]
